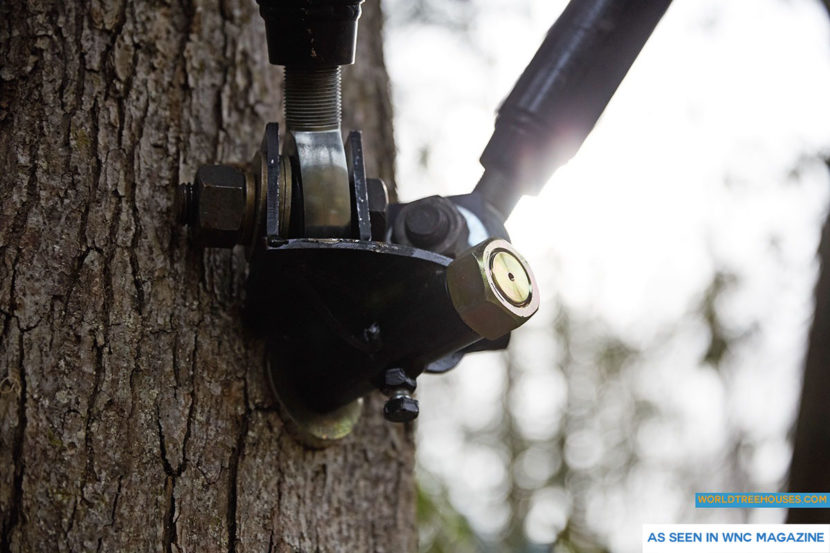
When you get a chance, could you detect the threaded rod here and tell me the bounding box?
[176,182,196,225]
[284,66,342,131]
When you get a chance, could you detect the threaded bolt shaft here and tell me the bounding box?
[175,182,196,225]
[284,66,342,131]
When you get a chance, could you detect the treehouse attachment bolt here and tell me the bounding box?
[380,368,418,423]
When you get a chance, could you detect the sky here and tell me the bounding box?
[384,0,830,550]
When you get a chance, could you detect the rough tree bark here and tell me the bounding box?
[0,1,414,551]
[787,160,830,524]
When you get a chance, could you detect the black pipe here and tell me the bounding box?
[257,0,363,66]
[475,0,673,218]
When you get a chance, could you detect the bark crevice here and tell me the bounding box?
[0,324,27,553]
[162,474,178,553]
[227,379,250,553]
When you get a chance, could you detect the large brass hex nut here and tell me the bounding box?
[447,238,540,340]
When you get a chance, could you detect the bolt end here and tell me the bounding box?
[383,394,419,423]
[175,182,196,225]
[447,238,540,340]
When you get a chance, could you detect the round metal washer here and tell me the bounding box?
[267,352,362,449]
[490,249,532,306]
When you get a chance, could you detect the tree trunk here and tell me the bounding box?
[0,1,414,551]
[787,160,830,523]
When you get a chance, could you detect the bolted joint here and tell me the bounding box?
[177,163,260,249]
[447,238,540,340]
[380,367,419,423]
[405,202,449,246]
[393,196,470,257]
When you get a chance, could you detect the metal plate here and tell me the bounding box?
[246,239,480,416]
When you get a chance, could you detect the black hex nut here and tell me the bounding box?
[367,178,389,240]
[393,195,469,257]
[383,395,419,423]
[380,368,416,396]
[192,164,248,248]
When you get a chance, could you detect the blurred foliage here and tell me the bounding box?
[417,276,753,551]
[399,1,829,551]
[418,472,478,553]
[699,271,738,367]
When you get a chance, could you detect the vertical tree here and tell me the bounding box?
[788,159,830,524]
[0,1,414,551]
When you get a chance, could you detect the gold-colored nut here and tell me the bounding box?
[447,238,540,340]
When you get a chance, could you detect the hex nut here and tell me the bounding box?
[192,164,251,248]
[393,196,470,257]
[367,178,389,240]
[404,200,450,246]
[380,368,417,396]
[383,395,419,423]
[446,238,540,340]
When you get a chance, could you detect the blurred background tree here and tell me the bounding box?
[788,156,830,524]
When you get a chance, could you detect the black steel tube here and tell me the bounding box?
[257,0,363,66]
[475,0,673,217]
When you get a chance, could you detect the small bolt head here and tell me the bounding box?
[383,395,419,423]
[404,202,449,247]
[446,238,539,340]
[380,368,416,395]
[393,196,469,257]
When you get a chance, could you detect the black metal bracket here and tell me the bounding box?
[175,0,672,446]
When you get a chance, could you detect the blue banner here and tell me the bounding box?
[696,493,830,508]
